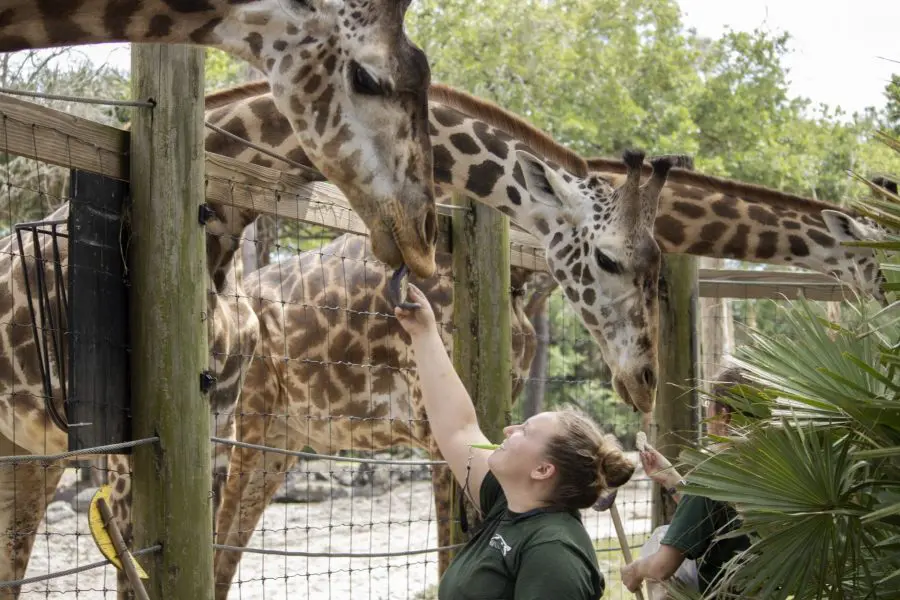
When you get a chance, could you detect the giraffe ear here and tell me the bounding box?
[821,209,885,243]
[515,150,577,212]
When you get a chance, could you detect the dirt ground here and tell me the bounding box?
[19,455,654,599]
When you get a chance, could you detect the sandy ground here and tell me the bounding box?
[19,456,654,599]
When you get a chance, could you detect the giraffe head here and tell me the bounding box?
[516,149,678,414]
[218,0,437,278]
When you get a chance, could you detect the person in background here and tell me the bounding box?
[621,367,752,596]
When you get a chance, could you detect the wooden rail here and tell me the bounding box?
[0,92,856,301]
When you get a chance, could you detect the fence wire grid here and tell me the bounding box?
[0,82,866,600]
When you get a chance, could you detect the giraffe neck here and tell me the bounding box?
[594,171,869,278]
[428,103,570,238]
[0,0,279,69]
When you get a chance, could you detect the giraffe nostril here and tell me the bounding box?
[640,367,656,389]
[422,210,437,245]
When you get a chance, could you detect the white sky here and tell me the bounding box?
[676,0,899,116]
[78,0,898,115]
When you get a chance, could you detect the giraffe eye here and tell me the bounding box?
[350,61,383,96]
[594,249,622,275]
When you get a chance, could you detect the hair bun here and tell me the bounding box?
[598,434,635,489]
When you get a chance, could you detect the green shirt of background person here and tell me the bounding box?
[393,283,637,600]
[621,367,752,595]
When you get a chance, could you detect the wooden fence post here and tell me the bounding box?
[129,44,212,599]
[447,194,512,557]
[651,254,700,529]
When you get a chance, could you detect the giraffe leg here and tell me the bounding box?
[213,426,297,600]
[0,434,65,599]
[105,453,137,600]
[211,399,237,534]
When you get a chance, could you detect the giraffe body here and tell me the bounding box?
[212,233,540,597]
[0,0,438,277]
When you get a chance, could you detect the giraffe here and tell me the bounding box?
[209,234,541,595]
[583,156,890,303]
[0,188,264,596]
[0,0,439,281]
[197,80,890,415]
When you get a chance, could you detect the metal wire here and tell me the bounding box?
[0,437,159,464]
[436,203,470,211]
[211,436,447,466]
[214,542,464,559]
[0,87,155,108]
[0,545,161,589]
[204,121,322,176]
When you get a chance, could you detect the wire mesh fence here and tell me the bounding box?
[0,75,874,600]
[0,121,144,597]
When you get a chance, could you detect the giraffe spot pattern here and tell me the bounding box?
[755,231,779,260]
[450,133,480,155]
[472,121,508,160]
[672,201,705,219]
[711,197,740,219]
[747,205,779,226]
[807,228,835,248]
[655,214,685,246]
[466,161,505,197]
[723,224,750,257]
[788,235,810,257]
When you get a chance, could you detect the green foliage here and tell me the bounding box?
[884,74,900,136]
[674,133,900,599]
[678,297,900,599]
[204,48,255,92]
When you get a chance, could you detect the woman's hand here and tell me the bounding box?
[620,561,643,593]
[394,284,438,340]
[639,447,681,489]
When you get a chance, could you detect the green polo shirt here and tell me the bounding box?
[438,471,604,600]
[661,494,750,593]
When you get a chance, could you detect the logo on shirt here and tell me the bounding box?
[489,534,512,557]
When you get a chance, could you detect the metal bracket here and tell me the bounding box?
[198,204,216,226]
[199,371,217,394]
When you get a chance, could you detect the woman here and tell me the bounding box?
[621,367,752,596]
[394,284,635,600]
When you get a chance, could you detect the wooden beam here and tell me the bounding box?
[652,255,700,529]
[696,269,850,301]
[448,192,512,568]
[0,92,128,179]
[129,45,213,600]
[0,94,861,301]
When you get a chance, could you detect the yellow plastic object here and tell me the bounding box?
[469,443,501,450]
[88,485,149,578]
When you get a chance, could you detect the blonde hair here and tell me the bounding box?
[543,405,635,510]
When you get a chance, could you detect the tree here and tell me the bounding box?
[884,74,900,136]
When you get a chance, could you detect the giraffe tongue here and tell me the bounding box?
[388,264,421,310]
